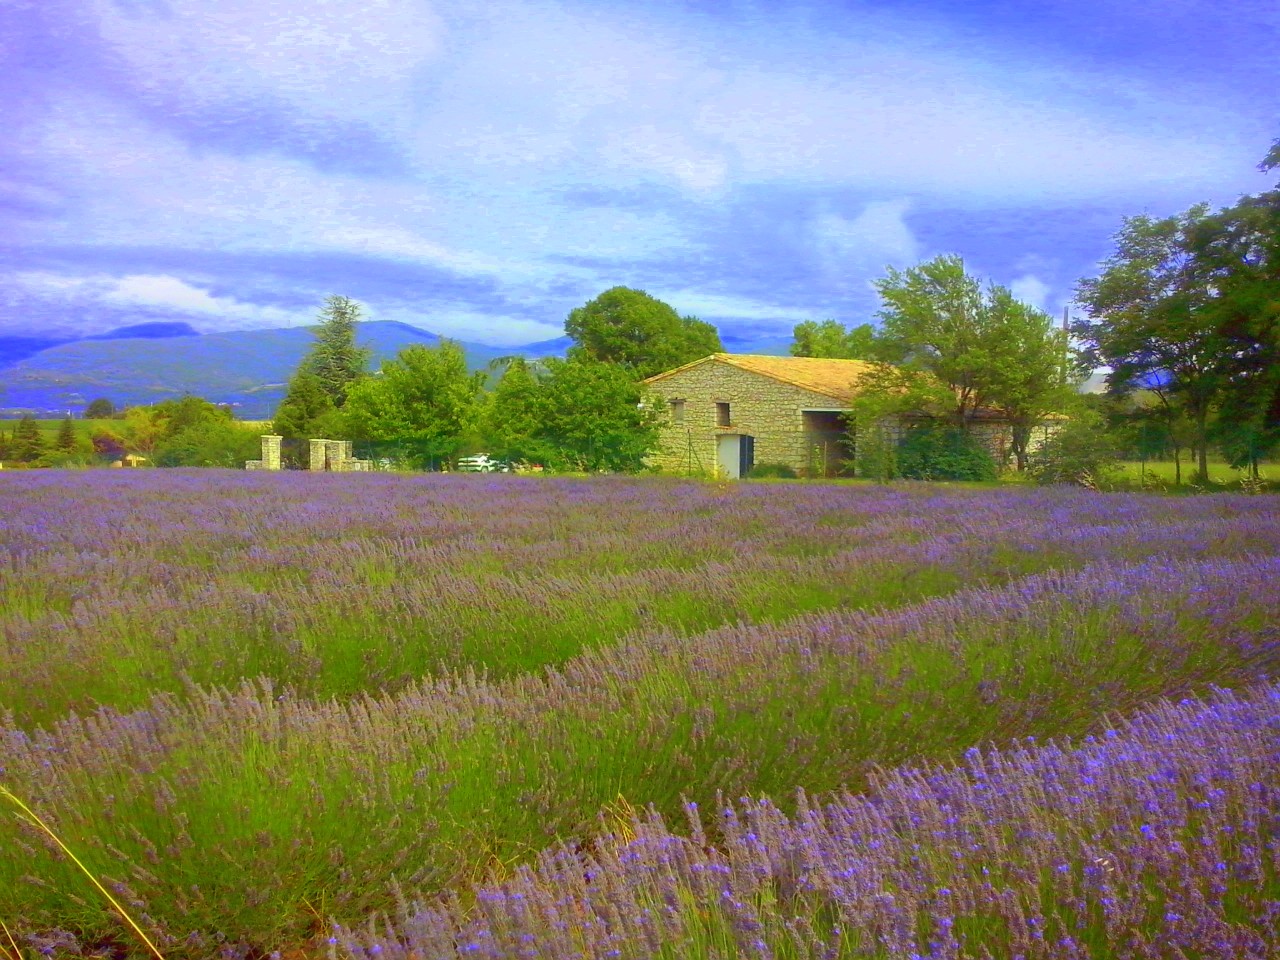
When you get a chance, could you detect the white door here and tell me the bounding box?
[716,434,740,478]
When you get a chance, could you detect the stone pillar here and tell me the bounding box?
[261,435,283,471]
[326,440,345,472]
[309,439,328,471]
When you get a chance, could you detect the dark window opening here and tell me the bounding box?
[716,402,731,426]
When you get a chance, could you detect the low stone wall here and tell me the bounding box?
[246,435,370,471]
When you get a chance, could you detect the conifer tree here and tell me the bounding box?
[55,414,77,453]
[12,415,45,463]
[304,295,370,408]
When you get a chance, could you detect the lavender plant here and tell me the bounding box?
[0,472,1277,956]
[333,682,1280,959]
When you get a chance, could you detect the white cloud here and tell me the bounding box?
[812,199,920,281]
[89,0,445,125]
[104,274,312,329]
[1009,274,1051,311]
[664,290,818,323]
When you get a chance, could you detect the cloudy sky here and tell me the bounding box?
[3,0,1277,347]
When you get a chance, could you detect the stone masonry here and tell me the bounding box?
[244,435,283,470]
[643,356,859,477]
[246,435,370,471]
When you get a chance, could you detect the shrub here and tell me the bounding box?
[1028,412,1122,487]
[896,424,997,481]
[746,462,798,479]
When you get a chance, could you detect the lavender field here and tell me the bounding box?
[1,471,1278,959]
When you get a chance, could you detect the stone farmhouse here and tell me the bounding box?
[642,354,877,478]
[642,353,1022,478]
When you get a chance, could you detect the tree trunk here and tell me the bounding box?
[1195,406,1210,484]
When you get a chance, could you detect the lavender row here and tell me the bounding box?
[3,553,1278,954]
[4,472,1279,725]
[333,681,1280,959]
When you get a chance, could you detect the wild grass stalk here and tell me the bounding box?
[0,788,163,960]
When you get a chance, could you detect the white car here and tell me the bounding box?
[456,454,509,472]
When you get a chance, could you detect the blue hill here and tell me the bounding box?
[0,321,521,418]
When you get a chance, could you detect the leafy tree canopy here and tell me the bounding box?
[84,398,116,419]
[1074,205,1237,483]
[343,340,486,466]
[565,287,722,379]
[483,357,662,472]
[790,319,884,360]
[273,370,338,441]
[874,255,1075,458]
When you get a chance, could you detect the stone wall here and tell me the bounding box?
[646,360,852,476]
[245,435,283,471]
[247,435,369,471]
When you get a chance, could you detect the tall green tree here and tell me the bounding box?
[273,370,341,441]
[565,287,722,379]
[1179,145,1280,473]
[55,414,77,453]
[528,358,663,472]
[12,415,44,463]
[790,319,882,359]
[343,341,486,467]
[303,295,370,408]
[482,358,546,465]
[1075,205,1234,483]
[873,255,1074,449]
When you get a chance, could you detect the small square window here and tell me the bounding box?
[669,399,685,423]
[716,402,731,426]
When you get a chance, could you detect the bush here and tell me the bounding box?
[746,462,799,479]
[896,424,997,481]
[1027,412,1122,487]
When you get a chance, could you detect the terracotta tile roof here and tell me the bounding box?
[644,353,880,404]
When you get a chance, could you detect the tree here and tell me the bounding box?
[55,415,77,453]
[84,398,116,419]
[119,406,169,455]
[528,358,663,472]
[273,370,339,441]
[343,341,486,468]
[1180,153,1280,473]
[872,255,1075,467]
[11,415,44,463]
[790,319,882,359]
[303,295,370,408]
[565,287,722,379]
[1075,206,1234,484]
[483,358,547,465]
[154,420,263,468]
[980,292,1078,470]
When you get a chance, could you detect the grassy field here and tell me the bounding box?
[1,471,1277,959]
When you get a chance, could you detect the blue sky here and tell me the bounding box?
[2,0,1276,346]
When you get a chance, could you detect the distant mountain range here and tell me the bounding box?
[0,321,790,418]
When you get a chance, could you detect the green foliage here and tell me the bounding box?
[303,295,371,408]
[1074,205,1235,484]
[745,462,798,479]
[272,369,337,441]
[343,340,486,467]
[83,397,116,419]
[11,414,45,462]
[875,255,1075,444]
[154,421,263,468]
[482,357,546,464]
[519,357,663,472]
[565,286,722,379]
[1027,411,1123,487]
[54,415,77,453]
[896,423,998,481]
[790,319,882,359]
